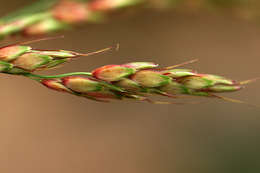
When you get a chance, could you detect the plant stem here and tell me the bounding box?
[24,72,93,79]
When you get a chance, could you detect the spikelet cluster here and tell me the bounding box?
[41,62,244,103]
[0,38,255,104]
[0,39,111,74]
[0,36,253,104]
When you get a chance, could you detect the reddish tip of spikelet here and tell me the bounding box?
[52,0,89,23]
[42,79,72,93]
[0,46,20,60]
[92,64,117,77]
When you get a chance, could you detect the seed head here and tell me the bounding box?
[36,61,248,103]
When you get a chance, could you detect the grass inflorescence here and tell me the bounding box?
[0,37,257,105]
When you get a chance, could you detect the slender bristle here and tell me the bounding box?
[77,44,118,57]
[162,59,199,70]
[210,94,260,108]
[240,77,260,85]
[19,35,65,45]
[211,94,245,104]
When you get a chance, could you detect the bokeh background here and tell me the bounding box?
[1,0,260,172]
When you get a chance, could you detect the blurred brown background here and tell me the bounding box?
[1,0,260,173]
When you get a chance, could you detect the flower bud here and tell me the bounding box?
[198,74,235,85]
[179,74,241,93]
[0,45,31,61]
[180,76,212,90]
[12,53,52,71]
[42,79,72,93]
[92,65,135,82]
[132,70,171,88]
[161,81,211,96]
[62,76,102,93]
[114,78,144,92]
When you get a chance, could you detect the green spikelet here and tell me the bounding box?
[132,70,171,88]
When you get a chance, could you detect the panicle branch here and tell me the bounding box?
[0,39,114,73]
